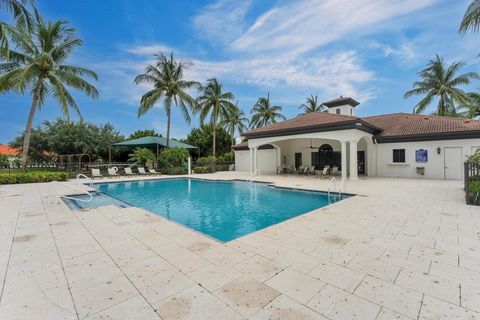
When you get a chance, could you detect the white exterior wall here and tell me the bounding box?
[327,105,355,116]
[234,150,250,171]
[234,149,277,172]
[375,139,480,179]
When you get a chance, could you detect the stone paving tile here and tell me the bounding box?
[408,245,459,266]
[307,284,381,320]
[429,261,480,289]
[71,275,138,319]
[187,262,243,292]
[347,255,401,283]
[379,249,431,274]
[213,276,280,318]
[419,295,480,320]
[84,295,159,320]
[156,285,227,320]
[264,268,325,304]
[251,295,327,320]
[207,306,246,320]
[308,260,365,293]
[273,249,321,273]
[309,243,356,266]
[234,255,285,282]
[354,275,422,319]
[459,254,480,272]
[376,308,414,320]
[395,270,460,305]
[460,284,480,313]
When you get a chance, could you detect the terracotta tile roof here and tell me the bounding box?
[363,113,480,138]
[244,112,361,137]
[0,145,20,156]
[231,141,249,150]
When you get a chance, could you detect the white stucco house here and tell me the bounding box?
[233,97,480,180]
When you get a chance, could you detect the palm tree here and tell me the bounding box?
[299,94,324,113]
[128,147,156,166]
[0,11,98,170]
[404,55,479,116]
[1,0,34,51]
[460,0,480,33]
[467,91,480,118]
[196,78,235,157]
[250,93,286,128]
[221,102,248,147]
[134,53,199,148]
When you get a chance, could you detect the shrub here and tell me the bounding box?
[193,166,215,174]
[468,179,479,205]
[197,156,216,165]
[468,149,480,163]
[216,152,233,162]
[159,167,187,175]
[159,148,189,167]
[0,172,68,184]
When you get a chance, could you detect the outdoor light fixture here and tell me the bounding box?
[437,147,441,154]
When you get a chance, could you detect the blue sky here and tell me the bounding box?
[1,0,479,143]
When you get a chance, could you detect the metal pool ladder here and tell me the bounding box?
[247,169,261,183]
[327,177,347,198]
[76,173,94,188]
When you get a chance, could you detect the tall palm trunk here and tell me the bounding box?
[165,98,171,148]
[212,117,216,158]
[21,81,42,171]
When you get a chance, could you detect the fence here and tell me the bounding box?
[464,161,480,206]
[0,162,131,177]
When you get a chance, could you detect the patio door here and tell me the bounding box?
[357,151,365,175]
[444,147,463,180]
[295,153,302,169]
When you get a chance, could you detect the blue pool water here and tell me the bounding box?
[95,178,349,242]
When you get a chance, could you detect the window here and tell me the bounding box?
[393,149,406,163]
[336,108,340,114]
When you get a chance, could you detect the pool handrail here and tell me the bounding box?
[327,177,336,198]
[338,177,347,196]
[76,173,94,187]
[247,169,261,183]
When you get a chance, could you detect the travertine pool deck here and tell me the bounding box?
[0,172,479,319]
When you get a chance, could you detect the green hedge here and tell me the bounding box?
[159,167,188,175]
[468,179,479,205]
[0,172,68,184]
[193,166,215,174]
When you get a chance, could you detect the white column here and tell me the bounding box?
[249,147,254,173]
[341,141,347,179]
[349,140,358,180]
[253,147,258,172]
[188,157,191,175]
[276,147,281,166]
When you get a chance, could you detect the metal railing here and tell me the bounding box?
[51,180,93,203]
[247,169,261,183]
[327,177,336,198]
[465,161,480,205]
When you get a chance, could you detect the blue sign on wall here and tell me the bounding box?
[415,149,428,163]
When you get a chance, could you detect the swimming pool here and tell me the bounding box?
[94,178,349,242]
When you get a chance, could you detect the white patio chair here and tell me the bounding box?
[320,167,329,179]
[107,167,119,178]
[137,167,149,175]
[91,168,103,179]
[124,167,135,176]
[149,169,160,175]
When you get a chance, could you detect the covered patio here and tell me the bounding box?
[235,129,376,180]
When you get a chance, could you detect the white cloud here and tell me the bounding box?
[192,0,252,46]
[124,44,177,56]
[233,0,436,55]
[369,41,420,67]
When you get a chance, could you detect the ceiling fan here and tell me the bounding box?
[302,139,321,149]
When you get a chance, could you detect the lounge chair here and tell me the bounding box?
[310,166,316,175]
[124,167,135,176]
[91,168,103,179]
[320,167,329,179]
[149,169,160,175]
[331,166,339,176]
[302,166,309,175]
[137,167,149,175]
[107,167,119,178]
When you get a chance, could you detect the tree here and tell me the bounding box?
[299,94,324,114]
[134,52,199,148]
[404,55,479,116]
[0,0,34,51]
[10,118,124,161]
[128,129,162,140]
[250,93,286,128]
[182,124,231,158]
[0,10,98,170]
[460,0,480,33]
[196,78,235,157]
[221,102,248,147]
[467,91,480,118]
[158,147,189,167]
[128,148,156,166]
